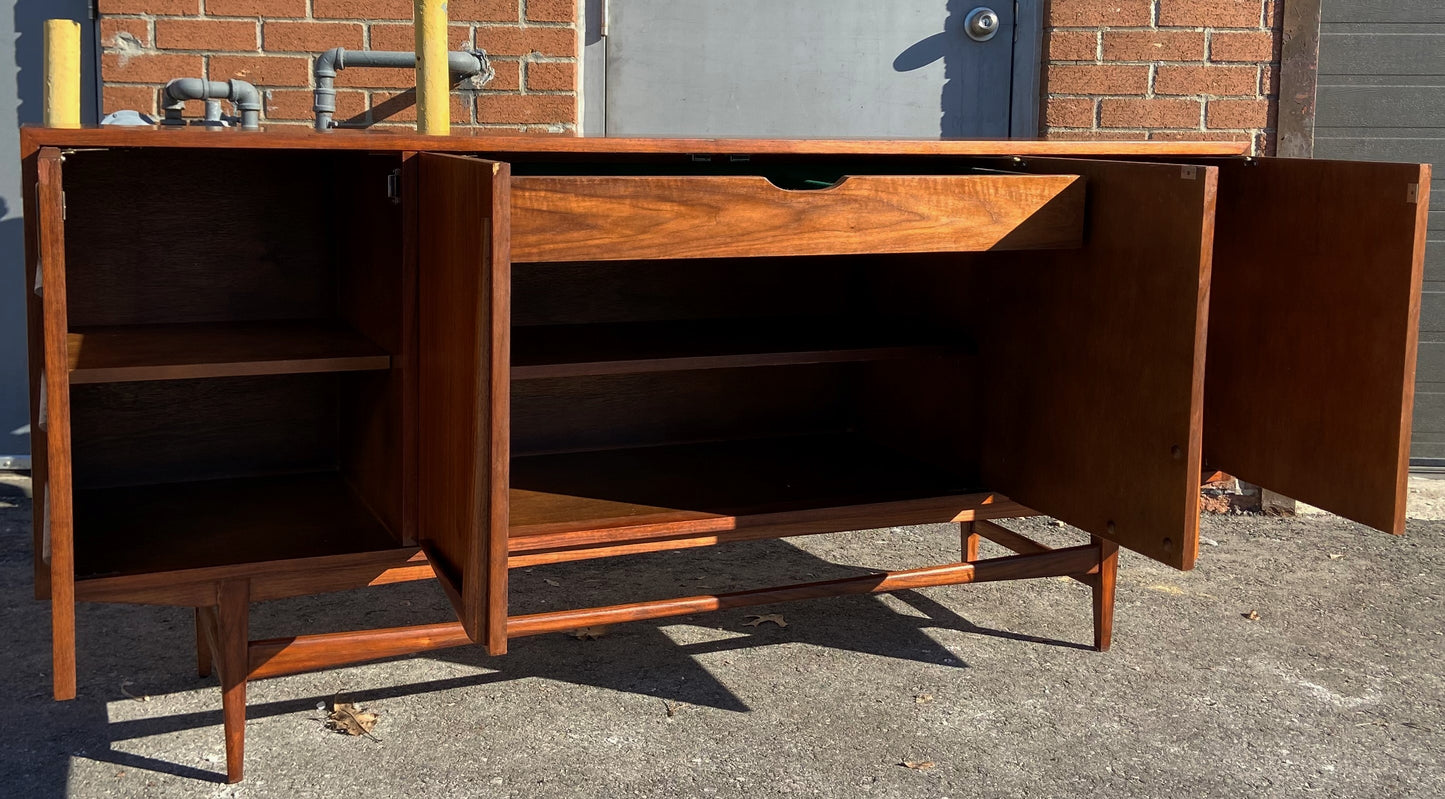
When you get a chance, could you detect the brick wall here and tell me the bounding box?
[97,0,579,131]
[95,2,1281,147]
[1042,0,1281,153]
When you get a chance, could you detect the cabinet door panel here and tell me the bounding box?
[27,148,77,698]
[980,158,1217,570]
[1204,158,1430,535]
[416,153,511,653]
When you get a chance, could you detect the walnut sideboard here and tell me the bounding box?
[18,127,1430,782]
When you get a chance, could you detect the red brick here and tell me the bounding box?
[1260,64,1277,96]
[1045,97,1095,128]
[97,0,197,13]
[1206,98,1272,128]
[487,59,520,91]
[209,55,311,87]
[1149,130,1253,142]
[332,66,411,88]
[206,0,307,15]
[1046,129,1149,141]
[1100,98,1201,128]
[314,0,413,20]
[1255,130,1274,156]
[452,0,521,22]
[476,25,577,57]
[1047,31,1097,62]
[265,22,364,52]
[526,0,576,23]
[1048,0,1152,27]
[368,23,472,51]
[1155,65,1259,96]
[476,93,575,124]
[103,85,157,115]
[100,18,149,49]
[103,52,204,83]
[1210,31,1276,62]
[264,88,365,120]
[156,19,258,51]
[1158,0,1265,28]
[1265,0,1283,28]
[370,90,473,123]
[1101,31,1206,62]
[526,60,575,91]
[1047,64,1150,95]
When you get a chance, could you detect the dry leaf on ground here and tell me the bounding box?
[1243,610,1261,621]
[324,695,380,740]
[119,680,150,703]
[744,613,788,628]
[543,577,561,586]
[914,694,933,705]
[570,625,610,640]
[901,760,936,770]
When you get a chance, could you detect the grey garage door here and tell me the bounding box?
[1315,0,1445,465]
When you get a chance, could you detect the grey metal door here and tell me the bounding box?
[591,0,1030,138]
[1315,0,1445,465]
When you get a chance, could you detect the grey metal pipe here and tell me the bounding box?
[161,78,261,130]
[313,48,492,131]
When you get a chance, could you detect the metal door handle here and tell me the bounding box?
[965,7,1000,42]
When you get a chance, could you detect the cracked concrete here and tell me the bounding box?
[0,470,1441,798]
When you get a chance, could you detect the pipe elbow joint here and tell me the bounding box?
[315,47,344,79]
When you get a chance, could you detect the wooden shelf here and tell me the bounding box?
[72,473,400,579]
[68,321,392,384]
[512,318,960,380]
[508,434,998,562]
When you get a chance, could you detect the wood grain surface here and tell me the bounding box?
[20,125,1253,157]
[415,153,511,653]
[510,174,1085,261]
[978,158,1217,570]
[1202,158,1431,535]
[37,149,76,700]
[67,321,390,383]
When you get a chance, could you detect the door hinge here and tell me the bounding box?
[386,169,402,203]
[61,191,67,221]
[600,0,610,37]
[1408,183,1421,204]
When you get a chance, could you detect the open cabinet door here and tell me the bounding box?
[1203,158,1430,535]
[416,153,511,654]
[980,158,1217,569]
[27,148,77,699]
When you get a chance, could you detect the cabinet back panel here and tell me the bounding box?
[512,257,867,326]
[70,373,339,489]
[511,365,857,456]
[62,149,340,327]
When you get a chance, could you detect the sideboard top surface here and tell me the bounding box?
[18,125,1251,157]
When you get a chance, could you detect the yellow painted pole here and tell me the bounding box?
[415,0,449,134]
[43,19,82,129]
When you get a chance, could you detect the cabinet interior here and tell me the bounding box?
[60,149,410,578]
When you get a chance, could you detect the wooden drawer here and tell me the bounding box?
[509,173,1086,262]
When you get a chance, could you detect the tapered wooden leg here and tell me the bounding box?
[195,608,213,678]
[961,522,980,563]
[52,588,76,700]
[215,579,250,784]
[1090,536,1119,652]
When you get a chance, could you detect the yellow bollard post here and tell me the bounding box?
[43,19,82,129]
[414,0,449,134]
